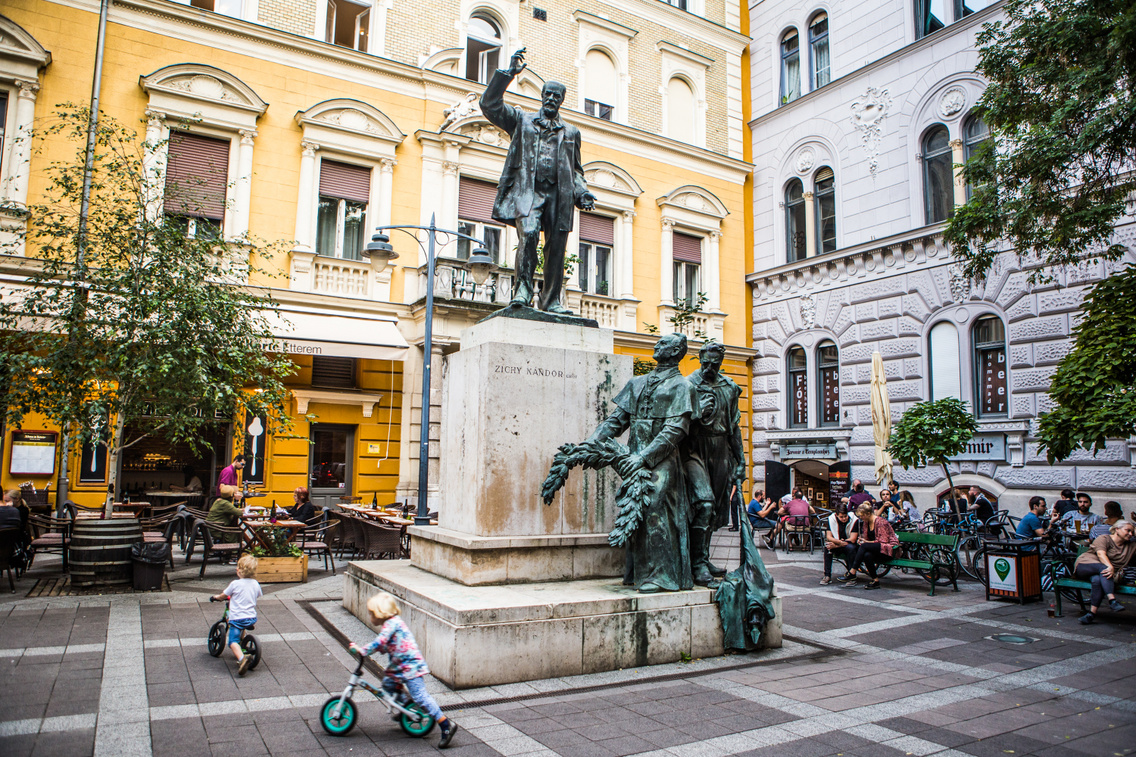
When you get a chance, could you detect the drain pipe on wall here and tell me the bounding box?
[56,0,111,513]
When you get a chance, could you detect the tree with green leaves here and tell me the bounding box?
[888,399,979,514]
[0,106,296,514]
[945,0,1136,461]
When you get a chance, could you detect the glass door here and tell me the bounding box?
[309,424,354,509]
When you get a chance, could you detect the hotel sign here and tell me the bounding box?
[954,433,1006,462]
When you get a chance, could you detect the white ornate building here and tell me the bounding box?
[746,0,1136,511]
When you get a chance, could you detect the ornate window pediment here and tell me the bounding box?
[0,14,51,82]
[584,161,642,199]
[140,64,267,128]
[296,98,405,150]
[657,185,728,220]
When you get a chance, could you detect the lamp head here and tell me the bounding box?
[364,232,399,273]
[467,245,494,285]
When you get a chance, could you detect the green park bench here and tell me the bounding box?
[830,530,961,596]
[1051,545,1136,616]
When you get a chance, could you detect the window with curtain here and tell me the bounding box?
[584,50,617,121]
[785,179,806,262]
[962,114,990,199]
[973,316,1007,417]
[325,0,370,52]
[817,341,839,427]
[788,347,808,428]
[929,321,961,401]
[457,177,503,263]
[672,232,701,307]
[915,0,947,39]
[814,167,836,255]
[164,131,230,239]
[922,125,954,224]
[465,14,501,83]
[667,78,696,143]
[578,212,614,296]
[780,30,801,105]
[316,159,370,260]
[809,13,830,90]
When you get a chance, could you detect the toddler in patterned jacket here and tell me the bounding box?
[349,592,458,748]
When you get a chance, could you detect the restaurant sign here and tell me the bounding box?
[782,442,838,459]
[954,433,1006,462]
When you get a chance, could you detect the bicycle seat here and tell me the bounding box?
[246,623,255,630]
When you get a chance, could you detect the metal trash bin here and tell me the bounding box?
[131,542,170,591]
[983,538,1043,604]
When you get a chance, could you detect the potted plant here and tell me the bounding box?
[248,528,308,583]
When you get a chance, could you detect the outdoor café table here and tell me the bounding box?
[144,490,206,508]
[114,501,152,518]
[239,518,307,552]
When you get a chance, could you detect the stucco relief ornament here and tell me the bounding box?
[440,92,479,131]
[948,264,971,302]
[796,148,815,175]
[850,87,892,176]
[799,294,817,330]
[938,87,967,118]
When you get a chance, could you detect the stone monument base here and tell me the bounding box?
[407,525,622,586]
[344,560,783,689]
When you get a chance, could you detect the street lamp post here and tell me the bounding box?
[364,213,493,526]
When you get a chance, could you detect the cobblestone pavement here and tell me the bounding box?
[1,533,1133,756]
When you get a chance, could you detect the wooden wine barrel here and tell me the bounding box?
[69,518,142,588]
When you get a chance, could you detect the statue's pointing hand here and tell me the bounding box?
[508,48,527,77]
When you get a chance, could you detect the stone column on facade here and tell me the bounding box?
[3,80,39,208]
[293,141,319,251]
[439,160,461,263]
[660,218,675,306]
[802,190,817,259]
[704,230,722,311]
[233,129,256,238]
[371,157,396,302]
[619,210,636,299]
[377,157,396,228]
[141,110,168,224]
[950,138,967,207]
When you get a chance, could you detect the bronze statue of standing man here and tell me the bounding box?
[480,48,596,314]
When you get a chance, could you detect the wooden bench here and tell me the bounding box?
[831,531,960,596]
[1051,546,1136,616]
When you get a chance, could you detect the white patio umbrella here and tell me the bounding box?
[870,351,894,485]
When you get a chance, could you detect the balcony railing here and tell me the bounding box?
[289,249,386,300]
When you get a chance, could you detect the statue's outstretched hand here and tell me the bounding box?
[578,191,596,211]
[616,454,644,479]
[508,48,527,76]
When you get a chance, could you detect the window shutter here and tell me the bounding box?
[815,167,834,183]
[311,356,357,389]
[579,212,615,245]
[319,160,371,203]
[164,131,230,220]
[458,177,498,224]
[672,232,702,263]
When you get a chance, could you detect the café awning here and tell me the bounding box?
[266,308,409,361]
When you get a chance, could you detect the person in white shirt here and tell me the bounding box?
[211,554,262,676]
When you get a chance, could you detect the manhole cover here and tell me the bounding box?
[986,634,1037,645]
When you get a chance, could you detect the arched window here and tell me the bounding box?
[814,167,836,254]
[962,114,990,199]
[785,179,806,262]
[929,321,961,401]
[465,14,501,83]
[922,125,954,224]
[667,77,696,143]
[817,341,840,427]
[585,50,617,121]
[973,315,1007,417]
[780,30,801,105]
[788,347,808,428]
[808,13,830,91]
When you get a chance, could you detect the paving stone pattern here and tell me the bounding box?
[0,533,1133,756]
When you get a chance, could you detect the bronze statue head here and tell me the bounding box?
[541,81,566,120]
[653,333,688,367]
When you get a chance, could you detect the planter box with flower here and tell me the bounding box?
[249,527,308,583]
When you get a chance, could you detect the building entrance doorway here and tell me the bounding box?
[309,424,354,509]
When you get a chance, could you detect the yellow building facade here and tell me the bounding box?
[0,0,753,511]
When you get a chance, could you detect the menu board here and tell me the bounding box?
[790,371,808,426]
[979,347,1007,415]
[828,461,850,503]
[821,365,840,425]
[9,431,58,476]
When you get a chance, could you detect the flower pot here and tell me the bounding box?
[254,554,308,583]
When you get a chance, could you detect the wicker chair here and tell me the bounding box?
[27,514,72,571]
[361,520,404,560]
[298,519,340,573]
[190,519,244,578]
[335,514,362,559]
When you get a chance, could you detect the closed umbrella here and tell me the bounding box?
[870,351,894,485]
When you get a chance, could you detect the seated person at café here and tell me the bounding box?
[289,487,318,525]
[1016,496,1050,539]
[747,493,778,532]
[820,503,858,585]
[837,502,899,590]
[765,488,814,548]
[1089,501,1123,540]
[897,491,919,523]
[171,465,203,493]
[0,489,23,531]
[1053,488,1078,518]
[1075,520,1135,625]
[206,488,244,538]
[1059,492,1103,533]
